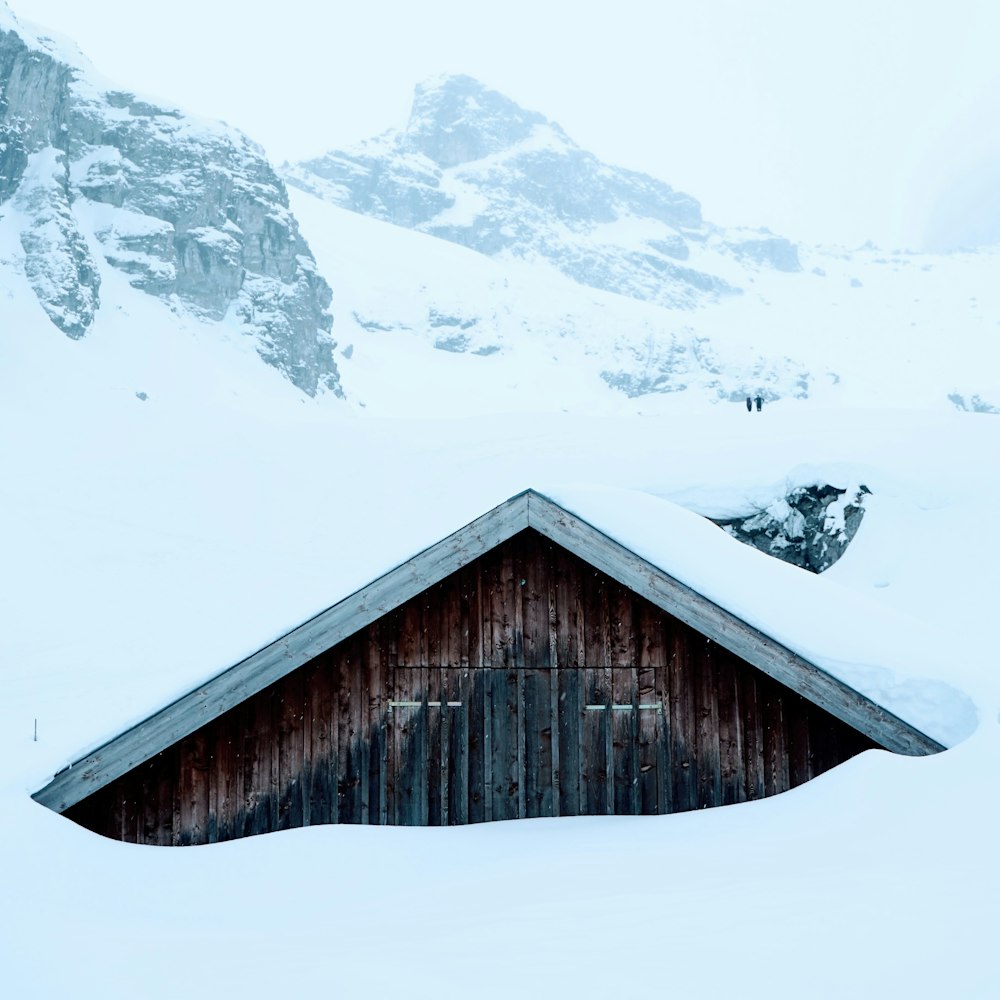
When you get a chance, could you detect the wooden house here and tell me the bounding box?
[34,490,944,844]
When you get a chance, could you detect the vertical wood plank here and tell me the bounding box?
[788,695,813,789]
[307,657,333,826]
[337,643,360,824]
[180,731,209,844]
[522,537,550,670]
[390,668,414,824]
[256,689,277,837]
[300,666,313,830]
[740,667,765,801]
[446,669,469,824]
[610,585,635,668]
[367,624,387,826]
[509,537,524,669]
[763,676,790,797]
[612,666,639,815]
[427,666,444,826]
[557,668,582,816]
[467,666,487,824]
[695,640,722,810]
[583,567,610,669]
[523,669,554,817]
[516,666,526,818]
[581,667,610,815]
[459,563,473,670]
[138,763,155,845]
[398,601,420,668]
[156,753,174,846]
[277,670,304,831]
[553,547,583,669]
[490,668,519,820]
[638,603,665,815]
[668,621,696,812]
[329,655,341,824]
[210,719,230,842]
[715,650,742,806]
[355,648,370,824]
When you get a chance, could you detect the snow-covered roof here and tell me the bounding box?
[34,487,966,815]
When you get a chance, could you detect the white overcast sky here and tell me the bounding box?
[11,0,1000,250]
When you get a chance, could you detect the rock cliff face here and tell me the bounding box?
[286,75,801,311]
[0,9,339,395]
[713,484,869,573]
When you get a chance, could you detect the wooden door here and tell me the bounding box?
[572,667,666,817]
[388,667,471,826]
[387,665,667,824]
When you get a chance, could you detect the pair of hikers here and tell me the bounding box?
[745,395,764,412]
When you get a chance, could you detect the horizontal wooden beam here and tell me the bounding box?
[526,492,944,757]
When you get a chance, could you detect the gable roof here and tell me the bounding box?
[33,489,944,814]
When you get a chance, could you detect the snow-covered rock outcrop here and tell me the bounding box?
[285,74,800,312]
[0,7,340,395]
[713,484,870,572]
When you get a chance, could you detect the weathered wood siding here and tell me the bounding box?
[65,530,878,843]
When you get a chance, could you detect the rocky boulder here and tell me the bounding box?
[713,484,870,573]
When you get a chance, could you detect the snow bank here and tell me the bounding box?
[546,486,976,746]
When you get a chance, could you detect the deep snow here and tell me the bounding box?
[3,10,1000,993]
[4,281,1000,996]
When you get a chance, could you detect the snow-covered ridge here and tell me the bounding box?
[284,73,801,315]
[0,8,340,395]
[283,73,997,410]
[288,185,1000,412]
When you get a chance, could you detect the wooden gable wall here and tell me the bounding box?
[65,529,878,843]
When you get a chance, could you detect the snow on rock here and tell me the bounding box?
[284,74,747,312]
[0,12,340,395]
[13,147,100,337]
[288,187,821,410]
[545,485,975,747]
[714,482,870,572]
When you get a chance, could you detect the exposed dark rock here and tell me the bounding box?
[0,15,339,396]
[428,309,476,329]
[284,74,732,310]
[948,392,999,414]
[725,234,802,272]
[433,332,470,352]
[713,484,870,573]
[15,148,100,338]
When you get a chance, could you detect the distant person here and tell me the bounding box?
[754,394,763,412]
[745,395,752,412]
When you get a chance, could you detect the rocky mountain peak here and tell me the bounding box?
[404,74,556,167]
[0,11,341,396]
[285,74,743,312]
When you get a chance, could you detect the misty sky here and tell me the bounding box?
[11,0,1000,251]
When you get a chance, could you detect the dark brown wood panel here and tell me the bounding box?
[64,529,882,844]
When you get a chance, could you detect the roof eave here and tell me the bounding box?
[33,488,943,815]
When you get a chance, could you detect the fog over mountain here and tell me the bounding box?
[285,74,801,311]
[5,8,1000,998]
[3,2,998,414]
[0,4,340,395]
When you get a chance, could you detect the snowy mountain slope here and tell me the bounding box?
[287,184,1000,413]
[284,74,1000,411]
[284,187,817,412]
[0,3,339,395]
[3,11,1000,996]
[3,302,1000,994]
[285,74,802,312]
